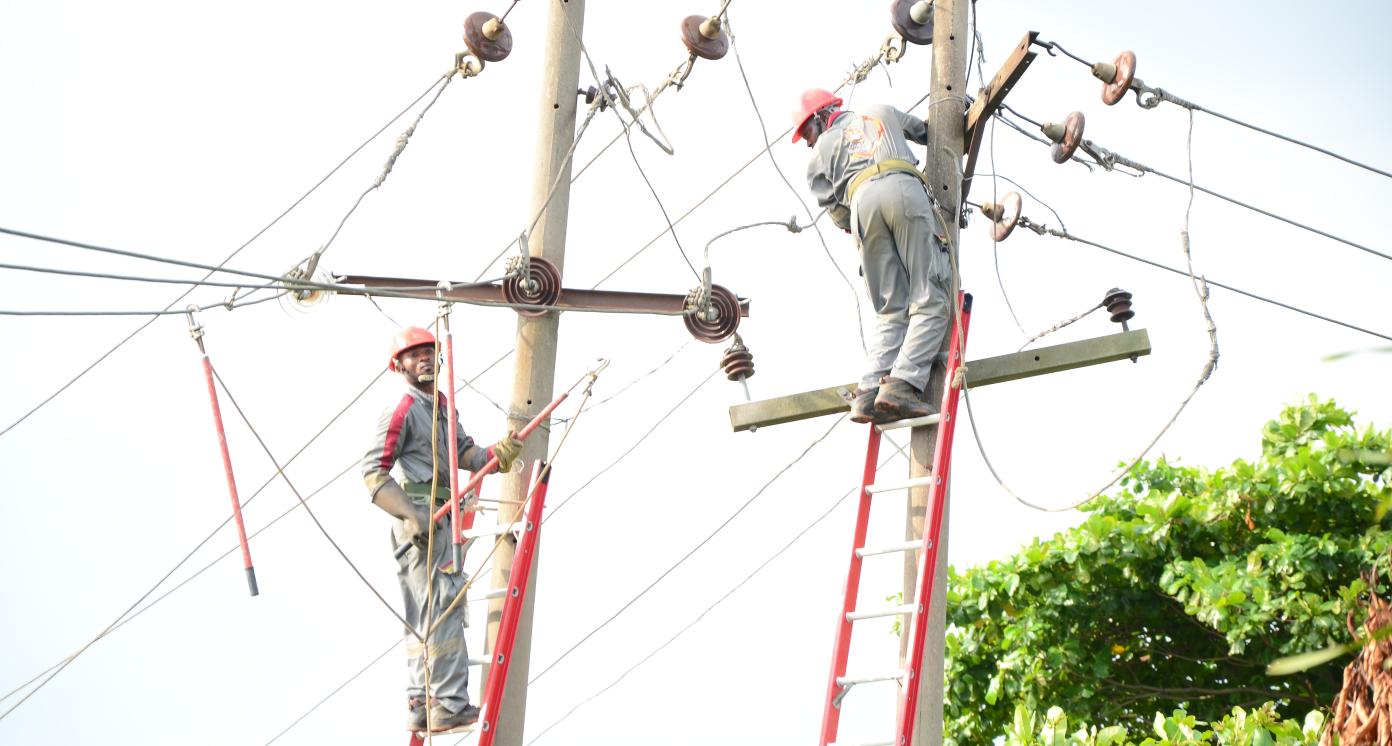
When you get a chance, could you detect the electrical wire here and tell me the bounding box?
[0,292,288,317]
[0,72,454,440]
[525,425,911,744]
[263,639,402,745]
[529,412,847,687]
[1034,38,1392,180]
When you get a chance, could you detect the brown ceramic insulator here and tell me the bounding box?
[502,257,562,317]
[890,0,934,45]
[684,284,741,343]
[681,15,729,60]
[463,12,513,62]
[1102,50,1136,106]
[1050,111,1085,164]
[982,191,1022,242]
[720,340,755,381]
[1103,288,1135,324]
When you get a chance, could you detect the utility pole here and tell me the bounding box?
[906,1,968,743]
[487,1,585,743]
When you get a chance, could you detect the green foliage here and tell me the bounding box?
[944,397,1392,741]
[961,702,1325,745]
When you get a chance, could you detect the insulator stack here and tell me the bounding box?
[720,337,755,382]
[502,256,562,317]
[684,284,742,343]
[1104,287,1135,329]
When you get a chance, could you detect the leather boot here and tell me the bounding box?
[874,377,937,420]
[428,701,480,732]
[850,387,894,425]
[407,697,428,732]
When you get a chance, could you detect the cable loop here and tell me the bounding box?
[881,33,908,64]
[455,52,485,78]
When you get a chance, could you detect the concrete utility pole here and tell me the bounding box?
[906,1,968,743]
[487,1,585,743]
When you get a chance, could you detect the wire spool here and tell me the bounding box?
[502,256,562,317]
[681,14,729,60]
[979,191,1022,242]
[720,337,755,381]
[1041,111,1085,164]
[890,0,934,45]
[279,266,334,314]
[1103,287,1135,324]
[1093,50,1137,106]
[684,284,741,343]
[463,12,513,62]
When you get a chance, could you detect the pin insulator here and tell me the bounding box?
[1103,288,1135,324]
[684,284,741,343]
[502,256,562,317]
[720,338,755,381]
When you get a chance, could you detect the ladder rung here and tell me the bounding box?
[836,671,905,687]
[460,522,524,539]
[855,539,924,558]
[846,603,916,622]
[875,412,941,431]
[466,587,508,602]
[865,475,935,494]
[466,656,491,667]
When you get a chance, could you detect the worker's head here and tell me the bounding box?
[791,88,843,148]
[387,326,438,384]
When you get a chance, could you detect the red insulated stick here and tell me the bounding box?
[199,355,259,596]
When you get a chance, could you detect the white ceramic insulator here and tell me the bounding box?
[699,16,722,40]
[910,0,932,25]
[1092,61,1117,84]
[1041,122,1064,143]
[483,17,503,41]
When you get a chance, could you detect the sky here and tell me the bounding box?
[2,0,1391,744]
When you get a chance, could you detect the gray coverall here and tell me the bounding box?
[363,385,492,712]
[806,103,952,392]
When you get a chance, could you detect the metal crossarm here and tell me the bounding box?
[819,293,972,746]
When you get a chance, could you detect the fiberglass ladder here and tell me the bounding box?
[408,463,552,746]
[820,293,971,746]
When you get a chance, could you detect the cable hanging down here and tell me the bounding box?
[1033,38,1392,180]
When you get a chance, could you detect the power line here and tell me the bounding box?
[263,639,401,745]
[529,412,847,687]
[526,427,910,744]
[0,72,454,440]
[1034,38,1392,180]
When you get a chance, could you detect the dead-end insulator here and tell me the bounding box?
[720,336,755,382]
[578,85,611,112]
[681,13,729,60]
[1092,50,1137,106]
[684,284,741,343]
[1041,111,1085,164]
[890,0,934,46]
[979,191,1022,242]
[502,255,562,317]
[464,12,513,62]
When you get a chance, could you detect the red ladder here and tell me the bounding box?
[819,293,971,746]
[408,462,552,746]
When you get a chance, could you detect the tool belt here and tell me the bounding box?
[845,158,928,204]
[403,480,453,510]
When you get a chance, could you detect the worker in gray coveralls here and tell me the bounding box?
[794,87,952,424]
[362,325,522,734]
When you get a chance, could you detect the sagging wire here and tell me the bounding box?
[727,18,868,355]
[0,71,453,439]
[525,417,912,744]
[527,412,850,690]
[1034,38,1392,181]
[952,113,1221,513]
[997,107,1392,263]
[263,639,402,744]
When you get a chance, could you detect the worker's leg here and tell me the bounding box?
[853,183,910,391]
[884,178,951,391]
[394,514,471,713]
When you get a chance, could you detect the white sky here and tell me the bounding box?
[2,0,1390,744]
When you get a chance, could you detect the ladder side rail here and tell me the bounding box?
[896,293,972,745]
[818,426,884,746]
[476,462,552,745]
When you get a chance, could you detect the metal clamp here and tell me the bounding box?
[185,305,206,353]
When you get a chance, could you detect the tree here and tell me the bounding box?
[943,397,1392,742]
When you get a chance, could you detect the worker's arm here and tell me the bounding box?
[896,106,929,146]
[457,421,522,474]
[806,146,852,232]
[363,397,432,547]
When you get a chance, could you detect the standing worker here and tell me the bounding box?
[794,88,952,424]
[362,325,523,733]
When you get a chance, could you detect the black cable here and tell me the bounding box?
[529,413,846,686]
[263,639,401,744]
[0,73,452,439]
[0,292,287,317]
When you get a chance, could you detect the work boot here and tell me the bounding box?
[849,387,894,425]
[428,701,480,732]
[874,377,937,421]
[407,698,428,732]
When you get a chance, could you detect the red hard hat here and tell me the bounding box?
[791,88,843,144]
[387,326,436,372]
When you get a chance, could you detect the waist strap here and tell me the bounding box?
[846,159,927,204]
[403,480,452,507]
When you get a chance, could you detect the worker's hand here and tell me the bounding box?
[491,431,523,474]
[401,503,434,549]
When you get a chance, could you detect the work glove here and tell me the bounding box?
[368,475,435,549]
[490,431,523,474]
[401,502,435,550]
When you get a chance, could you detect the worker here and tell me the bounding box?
[794,88,951,424]
[362,325,523,734]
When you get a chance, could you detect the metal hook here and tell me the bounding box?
[436,280,454,317]
[185,305,206,351]
[455,52,486,78]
